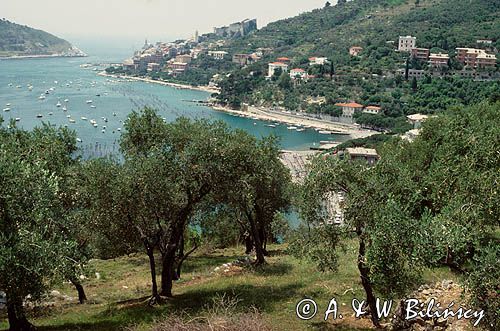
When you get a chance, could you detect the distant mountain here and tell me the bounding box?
[0,19,85,58]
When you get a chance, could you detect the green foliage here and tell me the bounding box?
[466,243,500,330]
[295,102,499,326]
[335,133,394,150]
[0,19,72,56]
[0,123,82,327]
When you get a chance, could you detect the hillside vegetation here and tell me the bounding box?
[205,0,499,132]
[0,19,73,57]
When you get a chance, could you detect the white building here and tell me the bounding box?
[308,57,328,65]
[268,62,289,77]
[207,51,228,60]
[363,106,382,115]
[289,68,307,80]
[334,102,364,118]
[398,36,417,52]
[407,113,429,129]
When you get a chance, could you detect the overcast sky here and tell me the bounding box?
[3,0,329,42]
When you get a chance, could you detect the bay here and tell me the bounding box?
[0,40,349,154]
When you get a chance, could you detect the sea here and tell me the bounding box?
[0,39,348,156]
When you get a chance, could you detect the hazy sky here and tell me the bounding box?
[3,0,328,42]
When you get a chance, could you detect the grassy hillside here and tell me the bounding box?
[0,19,73,57]
[0,243,462,331]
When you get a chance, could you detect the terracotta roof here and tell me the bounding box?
[269,62,288,66]
[335,102,364,108]
[365,106,381,110]
[277,57,291,61]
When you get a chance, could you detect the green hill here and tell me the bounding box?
[229,0,499,68]
[206,0,499,127]
[0,19,83,57]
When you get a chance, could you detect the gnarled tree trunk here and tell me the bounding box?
[357,235,381,328]
[6,294,35,331]
[69,278,87,304]
[144,239,161,305]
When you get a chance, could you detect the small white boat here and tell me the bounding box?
[93,123,98,128]
[66,115,71,118]
[90,119,97,125]
[39,95,46,100]
[287,126,298,130]
[62,107,67,111]
[64,99,69,102]
[56,102,62,107]
[113,112,117,116]
[3,108,11,112]
[296,128,305,132]
[6,103,11,106]
[81,117,88,121]
[76,138,82,143]
[69,119,76,123]
[266,124,276,128]
[15,118,21,122]
[86,100,93,104]
[48,112,53,115]
[101,129,105,133]
[36,114,43,118]
[90,105,96,108]
[16,85,21,88]
[117,128,121,132]
[319,130,332,135]
[28,86,33,91]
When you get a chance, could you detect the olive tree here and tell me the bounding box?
[294,101,499,328]
[0,122,81,330]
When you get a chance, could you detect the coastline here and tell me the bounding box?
[212,105,377,139]
[97,72,376,139]
[0,54,87,60]
[97,71,220,94]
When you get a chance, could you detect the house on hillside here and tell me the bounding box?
[344,147,379,166]
[232,53,251,66]
[289,68,308,80]
[349,46,363,56]
[429,53,449,68]
[363,105,382,115]
[268,62,289,78]
[456,48,496,69]
[411,48,430,60]
[334,102,364,118]
[398,35,417,52]
[208,50,228,60]
[407,113,429,129]
[309,57,328,65]
[276,57,291,65]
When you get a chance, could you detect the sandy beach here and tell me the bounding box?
[212,105,377,139]
[98,72,220,94]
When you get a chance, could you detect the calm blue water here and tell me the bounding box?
[0,41,348,153]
